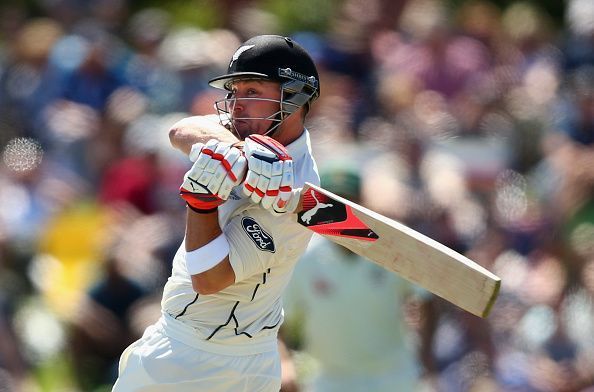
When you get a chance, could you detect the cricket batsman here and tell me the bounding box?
[112,34,321,391]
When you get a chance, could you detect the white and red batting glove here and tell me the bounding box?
[242,134,299,214]
[180,139,247,213]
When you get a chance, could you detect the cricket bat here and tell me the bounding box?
[295,182,501,318]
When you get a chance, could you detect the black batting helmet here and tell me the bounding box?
[209,34,320,102]
[209,35,320,138]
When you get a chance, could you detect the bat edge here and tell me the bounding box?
[480,277,501,318]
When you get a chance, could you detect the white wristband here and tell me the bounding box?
[185,233,230,275]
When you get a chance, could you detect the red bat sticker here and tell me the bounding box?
[297,188,379,241]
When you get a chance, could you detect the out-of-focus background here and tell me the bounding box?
[0,0,593,391]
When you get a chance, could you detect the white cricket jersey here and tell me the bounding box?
[161,129,319,354]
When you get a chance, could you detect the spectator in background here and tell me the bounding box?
[0,17,64,145]
[0,295,27,390]
[68,254,146,390]
[53,22,126,112]
[282,162,434,392]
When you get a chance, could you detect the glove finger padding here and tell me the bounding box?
[180,139,247,212]
[218,147,246,200]
[273,161,295,211]
[261,175,282,209]
[242,134,296,214]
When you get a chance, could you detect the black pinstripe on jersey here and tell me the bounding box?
[206,268,278,340]
[172,269,278,340]
[174,293,199,319]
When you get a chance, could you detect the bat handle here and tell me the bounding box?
[288,187,304,214]
[291,182,319,214]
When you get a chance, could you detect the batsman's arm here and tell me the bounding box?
[172,116,241,295]
[169,115,238,155]
[185,209,235,295]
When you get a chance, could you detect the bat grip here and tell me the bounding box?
[287,187,304,214]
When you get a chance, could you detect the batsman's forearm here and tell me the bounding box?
[169,115,238,156]
[185,209,222,251]
[186,209,235,294]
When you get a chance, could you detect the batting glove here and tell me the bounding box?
[180,139,247,213]
[242,134,299,214]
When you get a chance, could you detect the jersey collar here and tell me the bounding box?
[285,128,311,162]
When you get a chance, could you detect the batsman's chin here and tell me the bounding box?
[233,122,257,139]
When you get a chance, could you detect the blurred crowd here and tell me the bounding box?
[0,0,593,391]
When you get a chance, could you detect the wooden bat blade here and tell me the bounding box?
[296,183,501,318]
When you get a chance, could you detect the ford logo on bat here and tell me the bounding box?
[242,217,275,253]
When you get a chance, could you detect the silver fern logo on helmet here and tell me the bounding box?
[229,45,255,67]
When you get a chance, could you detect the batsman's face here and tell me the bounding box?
[228,80,281,139]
